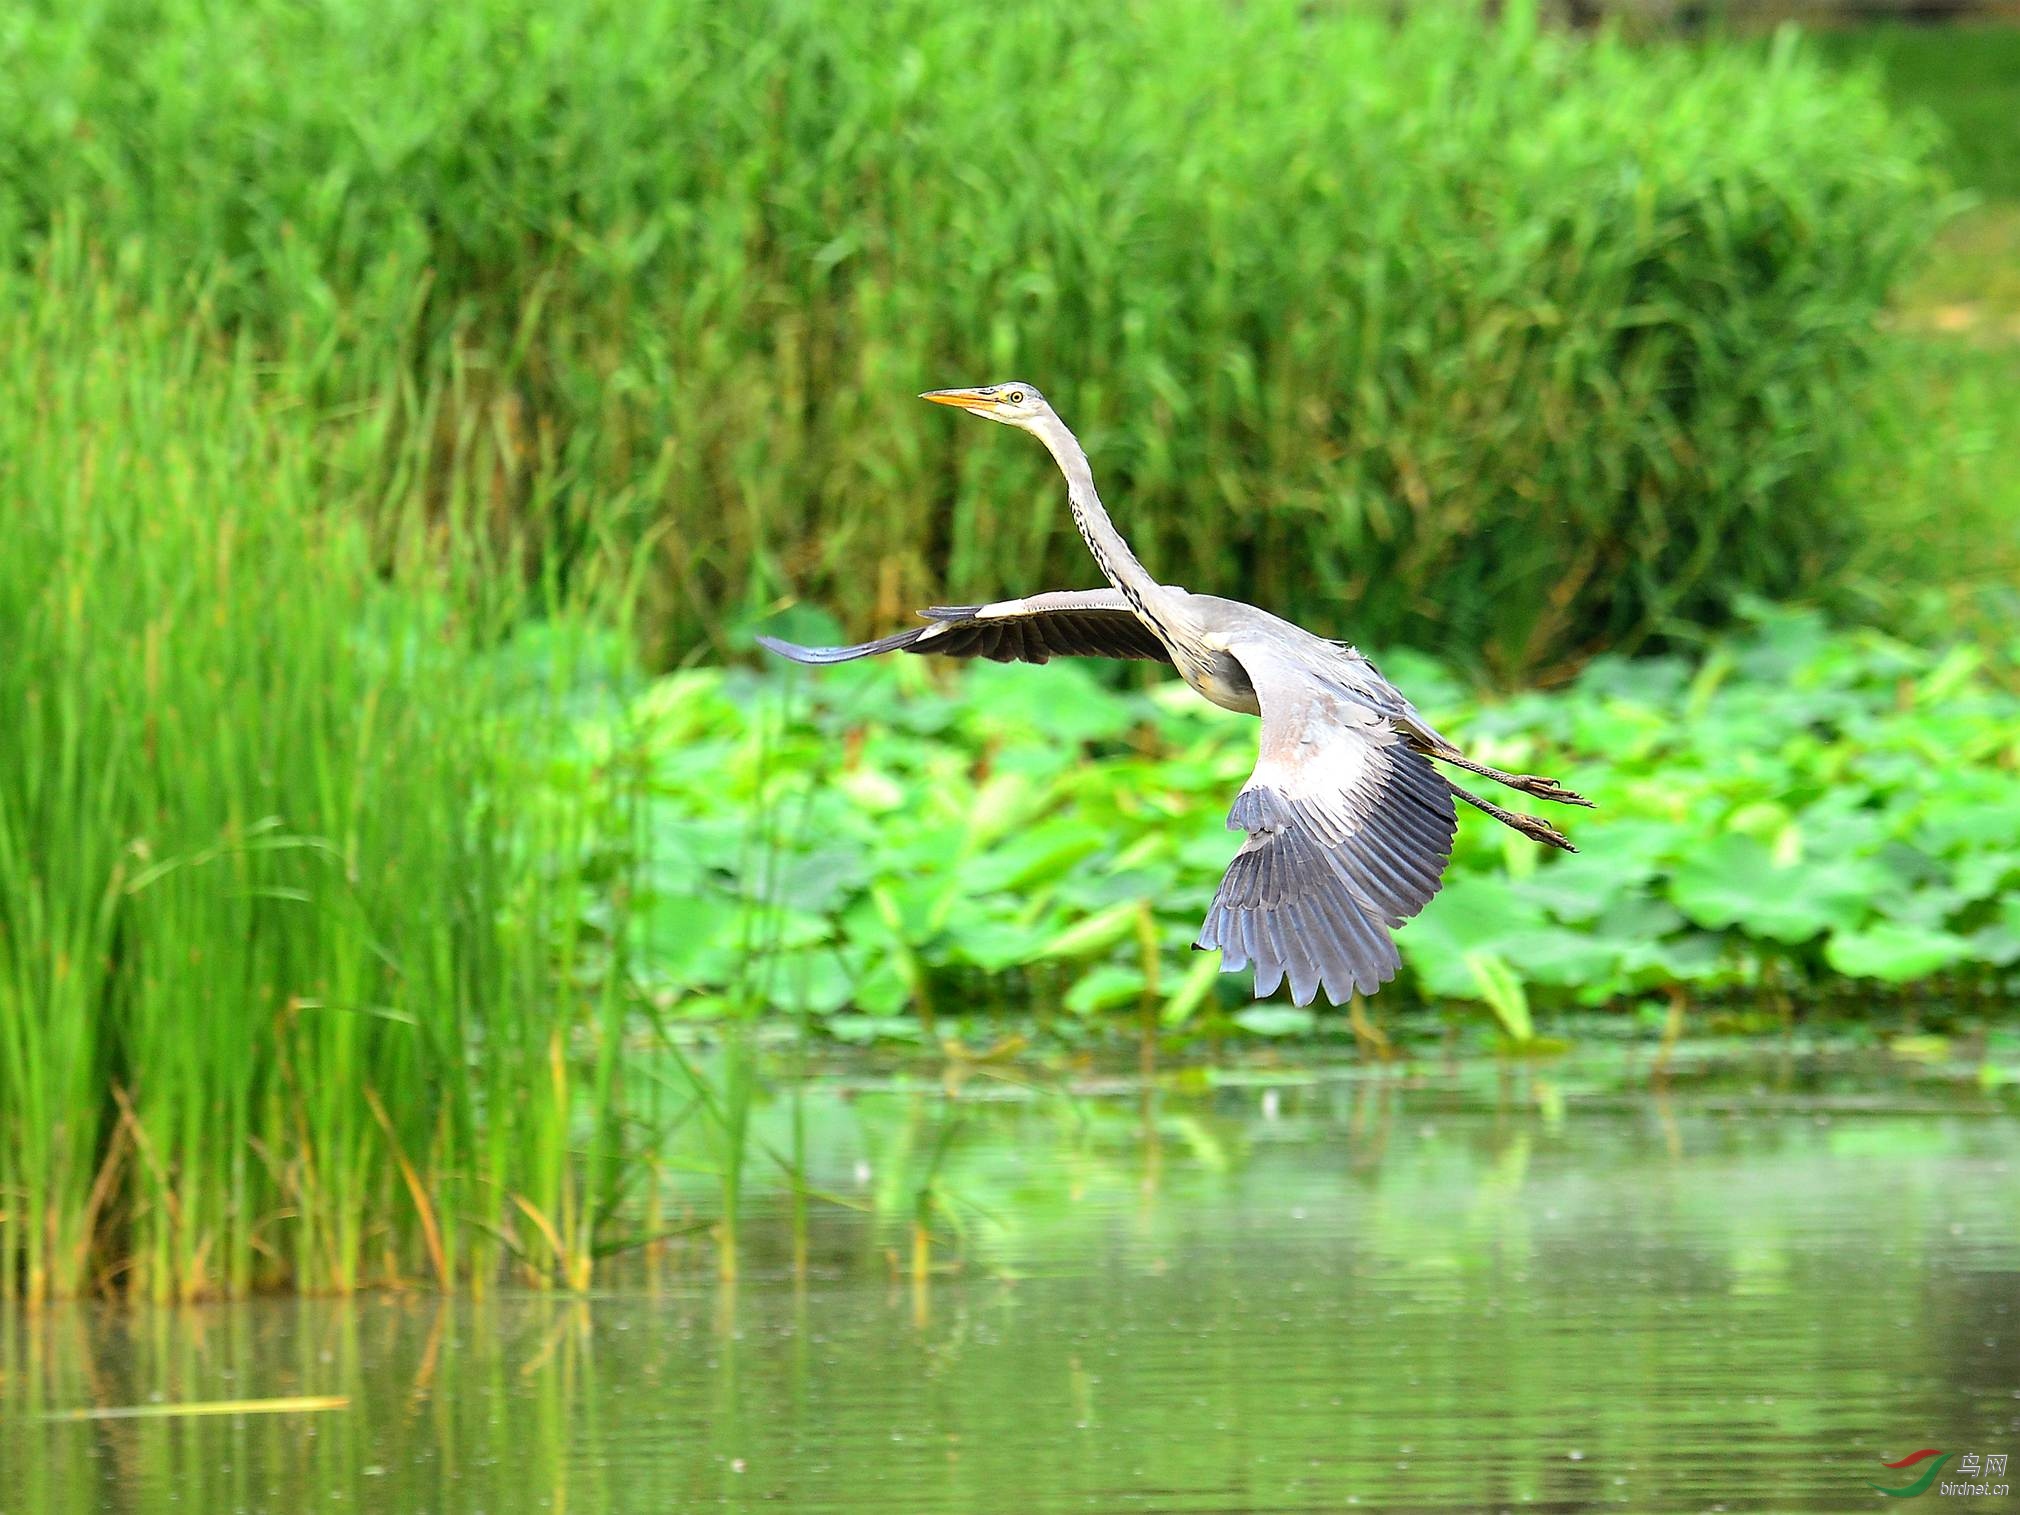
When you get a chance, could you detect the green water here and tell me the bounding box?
[7,1049,2019,1513]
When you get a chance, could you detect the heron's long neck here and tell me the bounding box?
[1035,417,1159,617]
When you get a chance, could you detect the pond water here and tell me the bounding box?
[6,1046,2019,1513]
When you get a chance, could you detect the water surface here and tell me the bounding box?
[7,1047,2019,1512]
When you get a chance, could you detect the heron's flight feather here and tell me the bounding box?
[1196,647,1458,1005]
[757,589,1172,667]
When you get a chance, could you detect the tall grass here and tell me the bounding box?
[0,0,1939,676]
[0,239,645,1303]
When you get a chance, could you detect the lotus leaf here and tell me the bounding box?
[1065,965,1148,1016]
[600,607,2020,1031]
[1231,1006,1317,1038]
[1667,835,1879,942]
[1824,922,1972,982]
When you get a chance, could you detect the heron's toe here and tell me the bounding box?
[1520,774,1595,808]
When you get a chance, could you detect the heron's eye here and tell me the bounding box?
[1007,389,1026,405]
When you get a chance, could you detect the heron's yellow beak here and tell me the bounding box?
[919,388,995,411]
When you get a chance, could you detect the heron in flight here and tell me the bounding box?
[759,384,1590,1006]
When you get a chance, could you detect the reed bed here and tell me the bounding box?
[0,0,1939,676]
[0,244,648,1303]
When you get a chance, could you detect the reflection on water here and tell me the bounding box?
[7,1049,2019,1513]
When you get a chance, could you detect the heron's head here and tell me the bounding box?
[919,382,1052,430]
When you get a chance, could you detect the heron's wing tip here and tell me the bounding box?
[759,592,1171,667]
[755,632,893,665]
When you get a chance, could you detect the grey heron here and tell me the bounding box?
[758,384,1590,1006]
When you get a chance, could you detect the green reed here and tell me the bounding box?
[0,241,648,1302]
[0,0,1939,678]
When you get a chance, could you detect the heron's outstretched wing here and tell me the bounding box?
[1196,647,1457,1004]
[757,590,1172,667]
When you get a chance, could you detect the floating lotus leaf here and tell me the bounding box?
[1824,922,1971,982]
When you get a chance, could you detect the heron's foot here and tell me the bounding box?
[1447,778,1579,851]
[1511,773,1594,809]
[1508,810,1578,852]
[1431,750,1594,808]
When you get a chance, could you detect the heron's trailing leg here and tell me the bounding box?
[1447,780,1577,852]
[1429,751,1592,808]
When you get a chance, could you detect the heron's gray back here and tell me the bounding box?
[1165,590,1430,732]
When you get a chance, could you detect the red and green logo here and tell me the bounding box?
[1869,1450,1950,1498]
